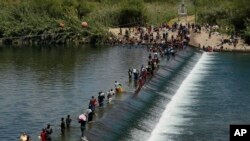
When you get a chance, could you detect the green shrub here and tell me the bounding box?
[144,0,176,3]
[32,0,63,18]
[243,19,250,44]
[117,0,147,27]
[76,1,93,19]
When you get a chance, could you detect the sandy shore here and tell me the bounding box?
[109,15,250,52]
[190,30,250,52]
[108,27,178,43]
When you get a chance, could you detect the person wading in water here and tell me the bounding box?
[66,115,72,129]
[45,124,52,141]
[61,118,65,135]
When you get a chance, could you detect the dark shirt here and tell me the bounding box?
[46,127,52,135]
[61,121,65,129]
[98,95,105,103]
[79,120,86,127]
[66,117,71,127]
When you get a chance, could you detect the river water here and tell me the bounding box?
[1,45,250,141]
[142,52,250,141]
[0,45,148,141]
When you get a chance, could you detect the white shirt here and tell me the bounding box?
[110,90,115,95]
[114,82,119,88]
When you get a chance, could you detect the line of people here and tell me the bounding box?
[77,23,190,140]
[128,52,160,92]
[78,81,122,140]
[20,116,71,141]
[20,82,122,141]
[20,22,191,141]
[38,115,72,141]
[127,23,191,93]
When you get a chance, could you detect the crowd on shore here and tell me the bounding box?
[191,23,241,52]
[108,22,194,46]
[19,22,192,141]
[108,22,245,52]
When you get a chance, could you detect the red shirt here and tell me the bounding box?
[40,131,47,141]
[90,98,97,106]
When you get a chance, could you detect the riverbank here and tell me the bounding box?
[0,33,90,46]
[109,24,250,53]
[0,0,185,47]
[108,27,178,45]
[190,30,250,52]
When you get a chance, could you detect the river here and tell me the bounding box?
[1,45,250,141]
[0,44,148,141]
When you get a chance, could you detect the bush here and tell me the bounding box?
[76,1,93,19]
[117,0,147,27]
[33,0,63,18]
[243,19,250,44]
[0,28,4,38]
[144,0,176,3]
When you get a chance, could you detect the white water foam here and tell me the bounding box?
[148,53,210,141]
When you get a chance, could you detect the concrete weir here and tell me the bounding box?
[83,47,202,141]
